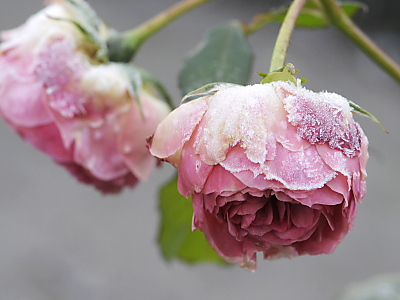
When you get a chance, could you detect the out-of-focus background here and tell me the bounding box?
[0,1,399,299]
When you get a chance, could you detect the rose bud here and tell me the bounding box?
[0,0,170,193]
[149,81,368,270]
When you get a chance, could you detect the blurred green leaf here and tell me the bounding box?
[341,2,368,19]
[158,175,226,264]
[178,21,253,96]
[254,1,366,30]
[273,7,329,28]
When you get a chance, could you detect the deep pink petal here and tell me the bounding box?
[177,137,214,198]
[60,161,138,194]
[265,143,337,190]
[14,123,72,162]
[202,164,247,195]
[192,193,258,270]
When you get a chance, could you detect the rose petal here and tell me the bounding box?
[265,144,337,190]
[202,164,247,196]
[119,91,170,181]
[149,97,208,164]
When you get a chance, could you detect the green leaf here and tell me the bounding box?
[181,82,240,104]
[178,21,253,96]
[273,7,329,28]
[266,1,366,29]
[341,2,368,19]
[349,101,387,133]
[158,175,226,265]
[258,63,306,85]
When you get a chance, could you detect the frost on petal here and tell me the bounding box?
[119,91,170,181]
[193,84,286,165]
[276,81,362,157]
[34,37,83,89]
[315,144,351,178]
[231,170,284,191]
[276,120,310,152]
[220,145,264,177]
[149,98,208,163]
[265,144,337,190]
[0,4,77,58]
[276,185,344,207]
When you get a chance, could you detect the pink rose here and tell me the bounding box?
[0,1,170,193]
[149,82,368,270]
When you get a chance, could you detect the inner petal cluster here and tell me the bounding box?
[210,191,323,247]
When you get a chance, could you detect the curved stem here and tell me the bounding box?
[320,0,400,83]
[123,0,211,51]
[108,0,212,62]
[269,0,307,72]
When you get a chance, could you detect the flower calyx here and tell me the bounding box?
[258,63,306,86]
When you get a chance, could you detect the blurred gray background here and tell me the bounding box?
[0,0,399,299]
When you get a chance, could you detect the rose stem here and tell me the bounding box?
[109,0,212,62]
[320,0,400,84]
[269,0,307,72]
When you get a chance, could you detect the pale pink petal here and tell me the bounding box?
[119,92,170,181]
[149,98,208,163]
[0,77,52,127]
[73,116,128,181]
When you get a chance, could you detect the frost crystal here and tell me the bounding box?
[278,82,361,157]
[196,84,284,164]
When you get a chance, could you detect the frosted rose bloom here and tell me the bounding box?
[0,1,170,193]
[149,81,368,270]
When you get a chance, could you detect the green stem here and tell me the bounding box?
[108,0,212,62]
[125,0,211,48]
[269,0,307,72]
[320,0,400,83]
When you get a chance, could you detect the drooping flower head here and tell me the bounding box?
[149,81,368,270]
[0,0,171,193]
